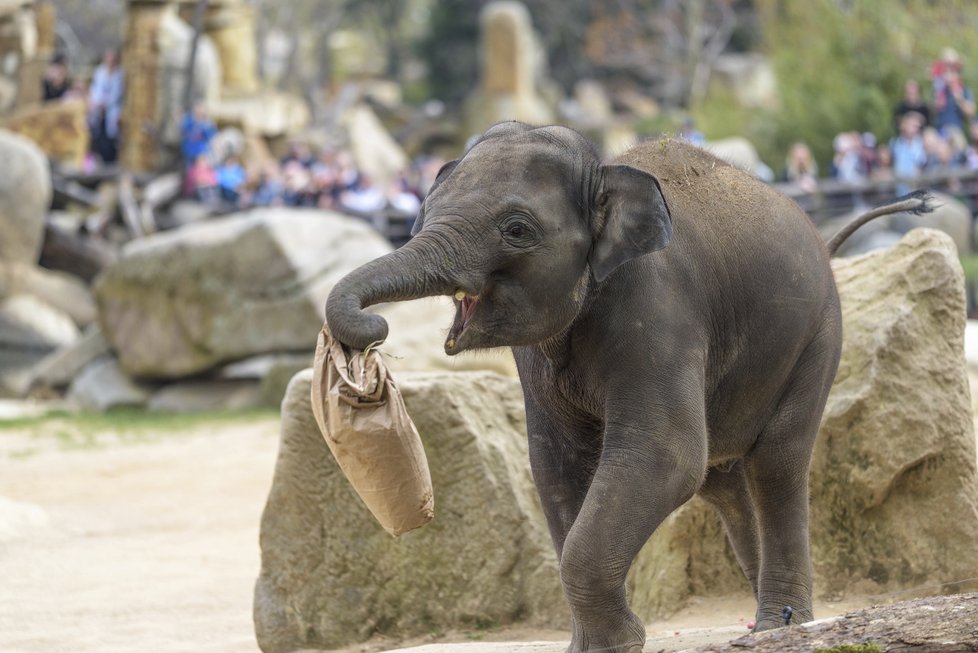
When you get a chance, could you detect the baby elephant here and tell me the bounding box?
[326,122,930,652]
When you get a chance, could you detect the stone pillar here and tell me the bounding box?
[464,1,554,135]
[121,1,168,172]
[34,1,55,58]
[204,1,259,94]
[0,2,42,110]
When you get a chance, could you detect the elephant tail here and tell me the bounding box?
[825,190,936,257]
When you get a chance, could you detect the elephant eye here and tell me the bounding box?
[500,215,537,246]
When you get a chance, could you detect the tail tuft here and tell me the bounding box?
[827,192,939,256]
[897,190,938,216]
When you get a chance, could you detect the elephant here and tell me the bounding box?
[325,121,932,653]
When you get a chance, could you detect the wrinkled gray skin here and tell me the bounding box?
[326,122,844,652]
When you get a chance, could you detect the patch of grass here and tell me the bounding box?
[0,407,279,450]
[814,644,885,653]
[961,255,978,286]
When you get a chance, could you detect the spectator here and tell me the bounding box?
[831,132,865,184]
[386,171,423,215]
[281,160,315,206]
[88,48,124,164]
[889,112,927,195]
[185,155,220,204]
[339,173,386,214]
[932,48,976,143]
[858,132,879,178]
[281,141,315,168]
[872,144,895,183]
[42,53,71,101]
[181,102,217,164]
[965,119,978,170]
[216,154,247,205]
[782,142,819,193]
[893,79,930,129]
[250,162,285,207]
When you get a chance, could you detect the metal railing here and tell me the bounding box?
[771,168,978,226]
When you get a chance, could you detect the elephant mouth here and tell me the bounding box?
[446,290,481,352]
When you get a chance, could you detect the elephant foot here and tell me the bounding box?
[752,605,813,632]
[564,610,645,653]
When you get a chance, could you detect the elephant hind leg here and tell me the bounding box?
[745,328,840,631]
[698,460,760,597]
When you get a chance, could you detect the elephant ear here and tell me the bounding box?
[411,159,459,236]
[589,164,673,282]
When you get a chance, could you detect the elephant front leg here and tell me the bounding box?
[559,422,707,653]
[525,395,602,561]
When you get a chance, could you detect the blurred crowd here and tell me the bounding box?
[41,44,978,221]
[781,47,978,194]
[181,103,442,219]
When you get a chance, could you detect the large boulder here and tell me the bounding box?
[0,129,51,266]
[811,228,978,596]
[254,370,567,653]
[94,209,393,379]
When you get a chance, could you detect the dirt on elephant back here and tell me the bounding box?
[693,593,978,653]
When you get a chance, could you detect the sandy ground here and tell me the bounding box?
[0,411,912,653]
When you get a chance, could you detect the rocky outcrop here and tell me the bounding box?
[254,370,566,653]
[811,228,978,597]
[0,129,51,267]
[93,209,393,379]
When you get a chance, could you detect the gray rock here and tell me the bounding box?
[0,130,52,266]
[0,294,79,351]
[20,325,110,392]
[254,370,566,652]
[147,379,264,413]
[215,352,314,407]
[0,263,97,327]
[67,356,154,412]
[812,228,978,596]
[94,209,393,379]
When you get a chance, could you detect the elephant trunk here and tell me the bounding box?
[325,239,457,350]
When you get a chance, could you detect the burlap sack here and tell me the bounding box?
[311,324,434,537]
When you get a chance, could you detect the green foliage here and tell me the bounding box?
[0,408,277,451]
[960,254,978,286]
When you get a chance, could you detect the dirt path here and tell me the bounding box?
[0,413,919,653]
[0,415,281,653]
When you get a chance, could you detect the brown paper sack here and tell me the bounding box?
[311,324,434,537]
